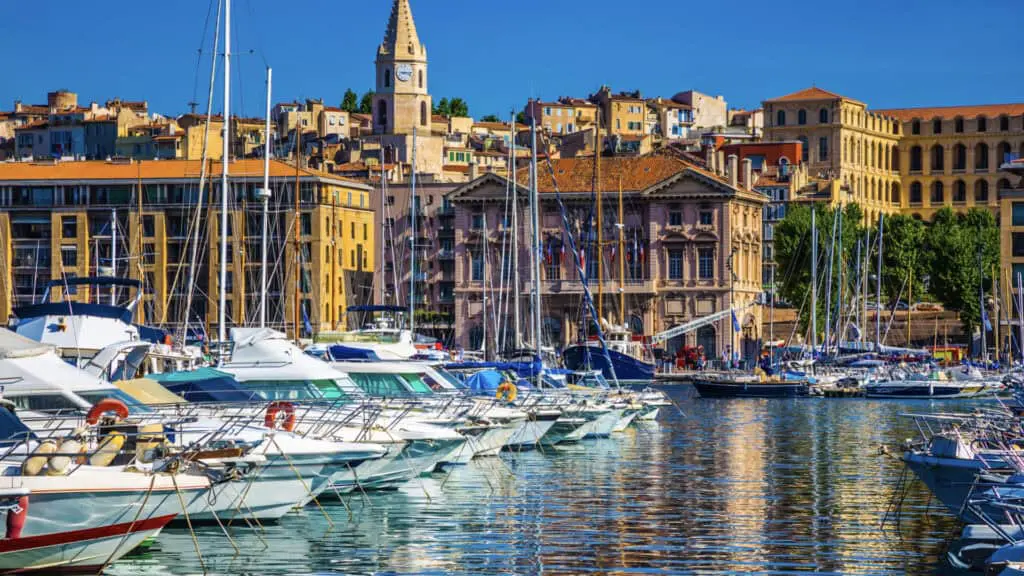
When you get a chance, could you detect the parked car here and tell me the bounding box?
[912,301,944,312]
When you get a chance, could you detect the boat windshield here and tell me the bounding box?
[320,331,403,344]
[77,389,154,414]
[347,372,415,397]
[431,368,466,390]
[399,374,433,394]
[238,379,349,402]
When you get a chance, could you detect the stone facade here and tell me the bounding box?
[446,155,765,360]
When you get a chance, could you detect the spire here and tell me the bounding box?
[378,0,425,60]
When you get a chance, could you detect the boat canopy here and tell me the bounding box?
[150,368,260,403]
[0,406,36,447]
[327,344,381,361]
[115,378,186,405]
[0,328,53,359]
[463,370,506,395]
[445,359,543,379]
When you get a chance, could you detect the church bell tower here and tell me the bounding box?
[374,0,432,136]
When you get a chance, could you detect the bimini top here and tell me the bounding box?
[0,328,53,359]
[149,368,260,403]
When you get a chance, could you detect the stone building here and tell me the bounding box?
[762,87,903,223]
[446,154,765,360]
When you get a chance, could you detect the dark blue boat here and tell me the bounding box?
[691,377,809,398]
[562,344,655,382]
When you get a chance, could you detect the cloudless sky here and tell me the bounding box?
[2,0,1022,119]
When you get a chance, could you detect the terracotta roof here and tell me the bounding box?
[15,121,48,130]
[0,158,369,188]
[874,103,1024,122]
[513,155,729,193]
[765,87,854,103]
[648,99,692,110]
[444,165,470,173]
[323,106,346,113]
[335,161,396,172]
[472,121,525,131]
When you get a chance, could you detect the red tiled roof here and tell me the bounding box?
[765,87,853,103]
[513,155,729,193]
[874,103,1024,122]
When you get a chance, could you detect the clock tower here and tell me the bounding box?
[374,0,432,136]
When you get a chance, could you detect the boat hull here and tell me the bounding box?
[864,382,997,399]
[563,345,654,382]
[692,378,809,398]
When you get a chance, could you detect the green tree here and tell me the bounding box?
[924,207,999,334]
[448,98,469,117]
[341,89,359,113]
[880,214,928,304]
[480,114,500,123]
[358,90,375,114]
[516,111,527,125]
[433,97,450,117]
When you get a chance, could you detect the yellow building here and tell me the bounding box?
[524,98,597,135]
[0,158,374,338]
[591,86,647,138]
[763,87,902,222]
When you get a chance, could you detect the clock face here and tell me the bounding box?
[396,64,413,82]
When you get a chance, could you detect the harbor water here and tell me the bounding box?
[109,387,963,575]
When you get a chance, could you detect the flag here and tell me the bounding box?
[731,310,741,332]
[545,241,552,265]
[983,309,992,332]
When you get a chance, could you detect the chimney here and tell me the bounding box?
[469,158,478,181]
[728,154,738,188]
[742,158,753,189]
[716,150,725,176]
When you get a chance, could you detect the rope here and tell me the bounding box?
[172,471,207,573]
[269,435,334,529]
[95,474,156,575]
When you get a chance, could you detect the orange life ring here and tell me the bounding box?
[496,381,518,403]
[86,399,129,425]
[264,401,296,432]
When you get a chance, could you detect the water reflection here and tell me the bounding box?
[109,390,958,575]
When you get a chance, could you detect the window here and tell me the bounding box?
[931,181,944,204]
[911,119,920,135]
[668,205,682,226]
[699,211,713,225]
[471,212,484,230]
[955,117,964,133]
[471,251,483,281]
[142,215,155,238]
[418,69,423,88]
[363,223,368,241]
[300,213,311,235]
[421,102,427,126]
[910,146,923,172]
[931,144,944,172]
[1014,233,1024,257]
[350,250,355,267]
[977,116,987,132]
[976,180,990,203]
[932,118,942,134]
[798,137,808,162]
[698,248,714,279]
[61,245,77,267]
[545,243,561,281]
[384,69,390,88]
[387,195,395,206]
[347,191,352,205]
[819,108,829,123]
[350,222,355,239]
[776,110,786,126]
[668,249,683,280]
[1012,203,1024,226]
[1001,115,1010,131]
[61,216,77,238]
[910,181,923,204]
[976,143,990,171]
[953,144,967,171]
[818,137,829,161]
[953,180,967,203]
[377,99,387,127]
[798,109,807,125]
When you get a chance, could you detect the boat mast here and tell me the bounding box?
[409,127,417,337]
[379,143,386,305]
[259,67,272,328]
[835,208,844,346]
[110,208,116,304]
[218,0,231,344]
[511,112,520,350]
[875,213,884,351]
[293,131,301,343]
[618,175,625,324]
[530,118,542,356]
[482,208,489,359]
[1017,272,1023,365]
[595,118,603,323]
[810,208,817,354]
[978,241,987,361]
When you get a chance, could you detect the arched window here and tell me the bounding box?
[798,109,807,125]
[418,69,423,89]
[910,145,923,171]
[931,144,944,172]
[384,69,391,88]
[976,143,990,171]
[776,110,786,126]
[931,181,944,204]
[932,118,942,134]
[954,116,964,133]
[910,181,922,204]
[998,178,1012,191]
[998,142,1012,165]
[953,180,966,203]
[892,146,900,172]
[977,116,988,132]
[1000,115,1010,131]
[798,136,808,162]
[891,182,901,204]
[420,101,427,126]
[818,137,828,161]
[377,99,388,127]
[819,108,829,123]
[953,143,967,171]
[975,180,989,203]
[911,119,921,135]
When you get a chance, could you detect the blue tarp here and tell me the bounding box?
[444,359,543,379]
[464,370,505,395]
[328,344,381,361]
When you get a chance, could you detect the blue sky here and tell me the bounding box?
[2,0,1021,119]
